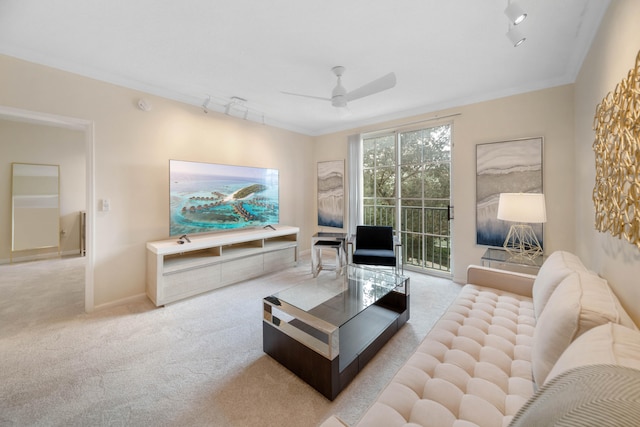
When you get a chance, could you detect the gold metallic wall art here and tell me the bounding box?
[593,50,640,248]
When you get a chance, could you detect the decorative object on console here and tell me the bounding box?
[476,137,543,248]
[317,160,344,228]
[497,192,546,260]
[169,160,279,236]
[593,50,640,248]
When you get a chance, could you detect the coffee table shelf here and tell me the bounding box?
[263,265,409,400]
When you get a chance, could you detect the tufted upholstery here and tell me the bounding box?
[355,284,536,427]
[319,252,639,427]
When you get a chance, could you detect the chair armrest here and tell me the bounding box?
[466,265,535,298]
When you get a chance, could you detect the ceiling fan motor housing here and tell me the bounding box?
[331,66,348,107]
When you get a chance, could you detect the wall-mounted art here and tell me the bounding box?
[593,50,640,248]
[476,137,544,248]
[317,160,344,228]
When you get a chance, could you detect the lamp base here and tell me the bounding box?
[503,224,542,261]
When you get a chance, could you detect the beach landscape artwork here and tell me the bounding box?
[169,160,279,236]
[317,160,344,228]
[476,138,543,248]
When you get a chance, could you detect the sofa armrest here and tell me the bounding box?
[466,265,535,298]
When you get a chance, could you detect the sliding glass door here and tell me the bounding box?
[362,124,452,274]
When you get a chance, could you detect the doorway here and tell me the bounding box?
[0,105,94,312]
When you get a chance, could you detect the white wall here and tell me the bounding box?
[4,1,639,322]
[314,85,576,283]
[0,54,314,308]
[0,120,86,261]
[574,0,640,325]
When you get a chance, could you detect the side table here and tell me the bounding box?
[481,248,546,275]
[311,232,347,277]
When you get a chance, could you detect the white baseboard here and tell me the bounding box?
[0,250,83,265]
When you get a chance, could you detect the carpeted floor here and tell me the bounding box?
[0,255,461,427]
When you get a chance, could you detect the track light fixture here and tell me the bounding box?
[507,26,526,47]
[505,1,527,25]
[224,96,248,118]
[504,0,527,47]
[201,94,264,123]
[202,96,211,114]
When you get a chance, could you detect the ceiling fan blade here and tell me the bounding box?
[281,91,331,102]
[346,72,396,102]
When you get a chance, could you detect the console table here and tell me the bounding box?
[146,226,299,306]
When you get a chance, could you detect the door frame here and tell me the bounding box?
[0,105,95,312]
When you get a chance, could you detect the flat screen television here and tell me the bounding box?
[169,160,279,236]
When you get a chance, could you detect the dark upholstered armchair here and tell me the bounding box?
[352,225,398,268]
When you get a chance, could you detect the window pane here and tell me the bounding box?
[400,164,422,199]
[400,130,423,165]
[375,167,396,198]
[424,163,450,199]
[376,135,395,167]
[376,198,395,228]
[401,201,422,233]
[425,125,451,162]
[363,138,376,168]
[363,169,375,197]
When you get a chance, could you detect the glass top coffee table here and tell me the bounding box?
[263,264,409,400]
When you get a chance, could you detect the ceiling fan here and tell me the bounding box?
[282,66,397,108]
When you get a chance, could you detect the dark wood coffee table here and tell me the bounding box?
[263,264,409,400]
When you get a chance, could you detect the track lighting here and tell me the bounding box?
[506,26,526,47]
[505,1,527,25]
[224,96,248,118]
[202,96,210,114]
[201,94,264,122]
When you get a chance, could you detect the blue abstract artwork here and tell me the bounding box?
[476,138,543,248]
[317,160,344,228]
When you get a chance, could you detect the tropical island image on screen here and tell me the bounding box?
[169,160,279,236]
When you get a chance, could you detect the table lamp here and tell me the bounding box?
[497,193,546,260]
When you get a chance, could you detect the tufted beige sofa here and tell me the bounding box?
[321,251,640,427]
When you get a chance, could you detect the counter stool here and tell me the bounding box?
[312,240,343,278]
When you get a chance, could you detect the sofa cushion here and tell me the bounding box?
[532,251,587,318]
[531,271,637,385]
[545,322,640,384]
[355,284,536,427]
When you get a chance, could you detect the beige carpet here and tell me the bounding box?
[0,255,462,427]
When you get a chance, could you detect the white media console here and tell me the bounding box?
[146,225,299,306]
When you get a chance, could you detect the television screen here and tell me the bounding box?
[169,160,279,236]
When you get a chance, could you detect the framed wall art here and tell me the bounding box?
[476,137,544,248]
[317,160,344,228]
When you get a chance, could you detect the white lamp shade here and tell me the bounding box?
[497,193,547,223]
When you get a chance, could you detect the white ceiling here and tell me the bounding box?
[0,0,610,136]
